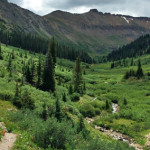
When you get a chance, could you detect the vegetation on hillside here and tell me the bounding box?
[0,41,136,150]
[108,34,150,61]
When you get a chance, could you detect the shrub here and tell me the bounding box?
[0,91,13,101]
[71,93,80,102]
[0,127,2,141]
[80,104,95,117]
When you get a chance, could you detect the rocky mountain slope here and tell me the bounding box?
[45,9,150,53]
[1,0,150,54]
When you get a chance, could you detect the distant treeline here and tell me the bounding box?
[0,24,92,63]
[107,34,150,61]
[56,44,93,63]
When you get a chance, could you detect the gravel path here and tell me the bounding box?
[0,133,17,150]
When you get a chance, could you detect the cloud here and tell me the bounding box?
[8,0,150,17]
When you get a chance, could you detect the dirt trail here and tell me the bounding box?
[0,133,17,150]
[145,132,150,149]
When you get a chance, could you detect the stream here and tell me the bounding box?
[112,103,119,113]
[85,103,143,150]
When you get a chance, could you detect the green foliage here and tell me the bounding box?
[73,56,83,94]
[108,34,150,61]
[0,126,2,141]
[55,98,62,122]
[71,93,80,102]
[62,93,67,102]
[42,42,55,92]
[136,59,143,78]
[80,103,95,117]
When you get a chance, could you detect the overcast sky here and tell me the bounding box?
[8,0,150,17]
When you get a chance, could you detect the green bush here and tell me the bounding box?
[71,93,80,102]
[0,91,13,101]
[0,127,2,141]
[80,104,95,117]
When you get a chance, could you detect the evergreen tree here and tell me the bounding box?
[83,69,86,75]
[77,116,85,132]
[31,61,35,85]
[136,59,143,78]
[11,50,15,59]
[124,71,129,79]
[58,76,61,85]
[0,42,3,60]
[62,93,67,102]
[13,82,21,108]
[69,84,73,95]
[41,103,47,121]
[50,37,56,68]
[106,100,109,110]
[83,81,86,92]
[25,66,32,84]
[15,82,19,97]
[55,98,61,122]
[42,46,55,92]
[73,56,83,94]
[123,98,127,105]
[130,58,134,66]
[37,56,42,88]
[7,55,12,71]
[111,62,115,69]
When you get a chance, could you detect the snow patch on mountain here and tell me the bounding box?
[122,16,129,24]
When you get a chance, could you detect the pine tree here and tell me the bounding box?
[106,100,109,110]
[15,82,19,97]
[62,93,67,102]
[36,56,42,88]
[69,84,73,95]
[77,116,85,132]
[0,42,3,60]
[41,103,47,121]
[136,59,143,79]
[25,66,32,84]
[131,58,134,66]
[83,81,86,92]
[42,47,55,92]
[11,50,15,59]
[13,82,21,108]
[111,62,115,69]
[55,98,61,122]
[50,37,56,68]
[7,55,12,71]
[123,98,127,105]
[58,76,61,85]
[31,61,35,85]
[83,69,86,75]
[124,71,129,79]
[73,56,83,94]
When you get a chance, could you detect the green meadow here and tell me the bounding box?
[1,43,150,149]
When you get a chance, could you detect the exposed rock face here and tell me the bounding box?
[1,1,150,53]
[0,0,53,37]
[45,10,150,52]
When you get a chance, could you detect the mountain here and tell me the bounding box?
[0,0,52,37]
[1,0,150,54]
[107,34,150,61]
[45,9,150,53]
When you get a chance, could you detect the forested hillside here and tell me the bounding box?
[108,34,150,61]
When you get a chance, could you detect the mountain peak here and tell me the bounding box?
[89,9,99,13]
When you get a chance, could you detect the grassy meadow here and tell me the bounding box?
[0,43,150,149]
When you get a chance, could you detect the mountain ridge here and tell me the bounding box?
[1,1,150,54]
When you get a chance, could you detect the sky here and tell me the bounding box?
[8,0,150,17]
